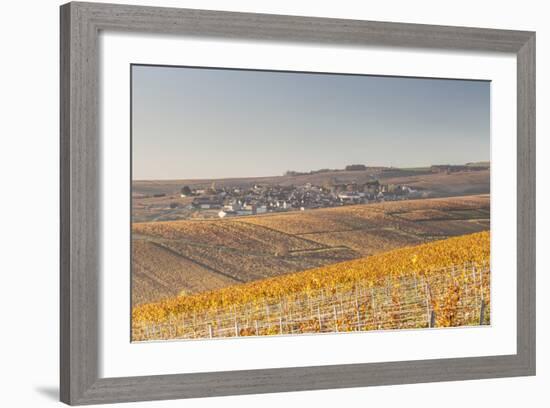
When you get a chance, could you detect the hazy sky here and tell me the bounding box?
[132,65,490,180]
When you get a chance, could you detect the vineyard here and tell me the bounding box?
[132,231,490,341]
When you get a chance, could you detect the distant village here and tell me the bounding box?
[135,163,488,219]
[178,179,419,218]
[138,163,488,220]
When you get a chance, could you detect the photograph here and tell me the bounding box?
[130,65,491,342]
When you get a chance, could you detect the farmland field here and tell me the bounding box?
[132,194,489,306]
[132,168,489,197]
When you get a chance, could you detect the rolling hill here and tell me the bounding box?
[132,168,489,197]
[132,194,490,305]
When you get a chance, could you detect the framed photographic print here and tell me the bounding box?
[60,2,536,405]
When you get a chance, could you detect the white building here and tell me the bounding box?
[338,192,362,201]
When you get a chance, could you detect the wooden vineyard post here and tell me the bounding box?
[429,310,436,328]
[317,306,322,332]
[234,310,239,337]
[479,299,486,325]
[333,304,338,332]
[355,297,361,331]
[480,267,484,304]
[208,324,213,339]
[424,280,432,327]
[279,317,283,334]
[371,287,377,329]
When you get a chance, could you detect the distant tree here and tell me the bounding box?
[180,186,192,196]
[345,164,367,171]
[169,202,179,209]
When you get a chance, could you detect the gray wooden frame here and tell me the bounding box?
[60,1,536,405]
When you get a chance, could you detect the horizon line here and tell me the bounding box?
[132,161,490,182]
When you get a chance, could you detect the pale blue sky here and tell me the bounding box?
[132,65,490,180]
